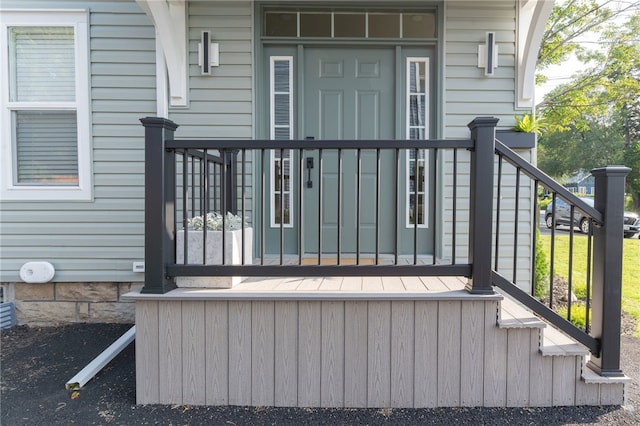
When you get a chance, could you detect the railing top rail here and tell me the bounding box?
[492,272,599,354]
[495,140,603,224]
[176,148,225,164]
[166,139,474,150]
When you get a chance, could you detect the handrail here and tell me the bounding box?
[492,271,599,354]
[493,137,628,375]
[495,140,603,224]
[168,138,476,277]
[167,138,474,150]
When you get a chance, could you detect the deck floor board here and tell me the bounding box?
[125,275,505,302]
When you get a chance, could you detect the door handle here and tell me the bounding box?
[305,137,314,188]
[306,157,314,188]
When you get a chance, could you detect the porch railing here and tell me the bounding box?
[492,139,629,378]
[141,116,628,378]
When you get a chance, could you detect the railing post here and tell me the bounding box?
[140,117,179,294]
[587,166,630,377]
[466,117,499,294]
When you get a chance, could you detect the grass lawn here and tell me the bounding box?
[540,235,640,336]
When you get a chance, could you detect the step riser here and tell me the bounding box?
[133,297,625,407]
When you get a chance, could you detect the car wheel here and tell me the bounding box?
[624,232,636,239]
[579,217,591,234]
[545,214,554,229]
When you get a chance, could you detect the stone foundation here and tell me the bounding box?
[4,282,141,325]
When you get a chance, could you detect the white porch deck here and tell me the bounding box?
[125,276,628,408]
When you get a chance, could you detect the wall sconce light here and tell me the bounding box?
[198,30,219,75]
[477,31,498,76]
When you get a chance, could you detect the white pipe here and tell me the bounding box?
[66,326,136,390]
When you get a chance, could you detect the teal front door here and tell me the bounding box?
[263,45,434,258]
[302,47,395,255]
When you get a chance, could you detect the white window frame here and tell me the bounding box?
[405,57,429,228]
[269,56,294,228]
[1,10,92,201]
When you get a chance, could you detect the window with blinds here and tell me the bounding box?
[2,11,90,200]
[9,27,78,185]
[10,27,76,102]
[15,111,79,185]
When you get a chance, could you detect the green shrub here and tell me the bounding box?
[626,194,634,211]
[534,228,549,298]
[573,284,588,301]
[538,197,551,211]
[557,305,590,330]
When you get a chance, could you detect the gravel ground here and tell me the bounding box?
[1,323,638,425]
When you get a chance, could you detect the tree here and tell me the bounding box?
[537,116,627,175]
[537,0,638,84]
[536,7,640,208]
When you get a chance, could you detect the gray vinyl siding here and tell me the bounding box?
[0,0,156,282]
[444,1,519,137]
[441,1,533,291]
[170,1,253,137]
[2,0,534,290]
[170,1,255,223]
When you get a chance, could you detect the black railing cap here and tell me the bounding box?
[467,116,499,130]
[591,166,631,177]
[140,116,179,131]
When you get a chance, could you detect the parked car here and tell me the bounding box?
[624,211,640,238]
[545,197,640,238]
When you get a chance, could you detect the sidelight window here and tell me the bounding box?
[406,58,429,227]
[270,57,294,227]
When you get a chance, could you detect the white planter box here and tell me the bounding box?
[176,228,253,288]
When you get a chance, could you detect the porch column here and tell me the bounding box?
[466,117,499,294]
[587,166,630,377]
[141,117,179,294]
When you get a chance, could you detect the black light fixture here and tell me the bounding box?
[478,31,498,76]
[198,30,219,75]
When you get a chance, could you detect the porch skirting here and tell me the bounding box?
[125,277,627,408]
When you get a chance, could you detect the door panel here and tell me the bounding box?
[356,92,380,139]
[319,91,343,139]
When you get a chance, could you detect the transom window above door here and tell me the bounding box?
[264,10,436,39]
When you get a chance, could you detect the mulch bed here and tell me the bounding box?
[2,323,639,425]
